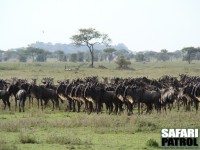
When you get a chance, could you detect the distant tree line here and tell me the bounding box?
[0,46,200,64]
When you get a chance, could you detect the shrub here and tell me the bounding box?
[19,132,38,144]
[146,139,159,148]
[46,134,92,146]
[115,56,131,69]
[46,134,81,145]
[135,119,157,132]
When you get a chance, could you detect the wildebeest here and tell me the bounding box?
[182,83,199,113]
[7,83,27,112]
[27,84,59,110]
[84,83,105,114]
[0,90,11,110]
[124,86,161,114]
[56,81,71,111]
[0,79,8,90]
[1,74,200,115]
[160,87,178,112]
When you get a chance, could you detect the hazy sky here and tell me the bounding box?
[1,0,200,52]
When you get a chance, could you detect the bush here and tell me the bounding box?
[146,139,159,148]
[135,120,157,132]
[46,134,92,145]
[19,132,38,144]
[115,56,131,69]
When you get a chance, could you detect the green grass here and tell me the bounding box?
[0,60,200,149]
[0,60,200,81]
[0,108,200,150]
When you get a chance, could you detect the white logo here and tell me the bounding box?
[161,128,199,148]
[161,129,198,138]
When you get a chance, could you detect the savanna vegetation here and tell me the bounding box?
[0,60,200,150]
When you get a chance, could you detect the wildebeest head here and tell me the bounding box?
[65,82,76,97]
[56,82,66,94]
[183,83,194,96]
[192,83,200,101]
[123,85,142,103]
[0,79,8,90]
[115,84,126,101]
[20,83,30,91]
[7,83,19,96]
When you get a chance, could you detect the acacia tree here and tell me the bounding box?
[182,47,200,64]
[159,49,169,61]
[70,28,111,68]
[55,50,65,61]
[17,49,28,62]
[103,48,116,62]
[135,52,145,62]
[0,50,3,62]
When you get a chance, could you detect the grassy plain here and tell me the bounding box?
[0,60,200,150]
[0,60,200,80]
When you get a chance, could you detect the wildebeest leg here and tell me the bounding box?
[57,101,60,110]
[28,96,31,108]
[83,101,88,113]
[186,99,191,111]
[162,103,166,113]
[69,99,73,111]
[43,99,49,109]
[86,102,90,114]
[2,99,6,110]
[37,98,40,109]
[95,102,98,114]
[67,99,72,111]
[77,101,82,112]
[194,101,199,113]
[28,97,33,108]
[177,99,180,111]
[107,103,112,115]
[114,102,118,115]
[168,103,173,111]
[50,99,54,111]
[138,102,140,115]
[97,101,102,114]
[126,102,133,115]
[55,99,60,110]
[40,99,44,110]
[110,103,113,114]
[88,102,93,114]
[105,103,109,114]
[130,103,133,114]
[145,103,150,114]
[6,99,11,111]
[118,101,123,114]
[148,103,153,114]
[15,98,17,111]
[19,100,21,112]
[94,102,98,114]
[157,102,161,113]
[31,98,33,108]
[72,100,76,112]
[22,100,25,112]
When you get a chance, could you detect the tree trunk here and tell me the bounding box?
[91,51,94,68]
[90,45,94,68]
[87,44,94,68]
[188,53,191,64]
[32,53,34,62]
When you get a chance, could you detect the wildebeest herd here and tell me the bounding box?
[0,74,200,114]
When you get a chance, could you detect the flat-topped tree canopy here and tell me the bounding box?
[70,28,111,68]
